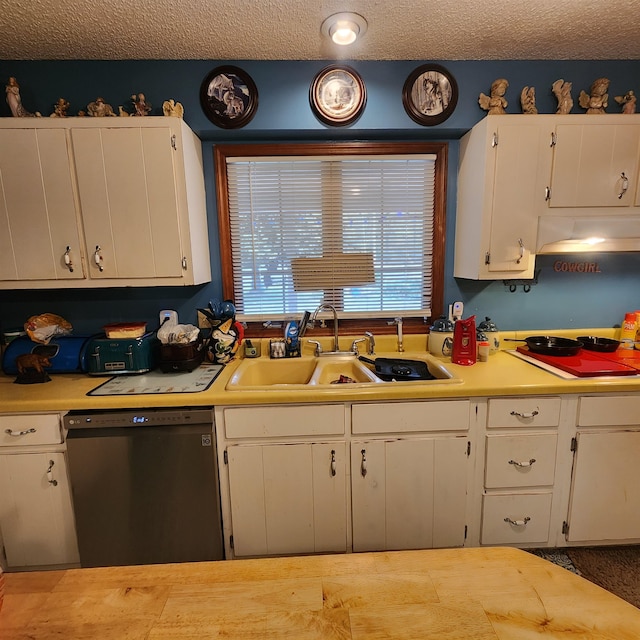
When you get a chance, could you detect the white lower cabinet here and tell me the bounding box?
[0,413,79,568]
[480,397,562,547]
[217,399,472,558]
[351,436,468,552]
[481,493,553,545]
[227,441,347,557]
[565,395,640,543]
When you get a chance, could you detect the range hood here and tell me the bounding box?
[537,215,640,254]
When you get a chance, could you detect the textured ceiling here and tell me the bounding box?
[0,0,638,61]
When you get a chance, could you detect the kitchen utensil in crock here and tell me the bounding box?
[503,335,583,356]
[358,356,435,381]
[577,336,620,352]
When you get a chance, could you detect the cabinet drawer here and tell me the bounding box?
[578,395,640,427]
[352,400,470,434]
[222,404,345,439]
[487,397,561,429]
[481,493,552,545]
[485,434,557,488]
[0,414,63,447]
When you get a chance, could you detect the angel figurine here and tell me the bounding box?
[578,78,609,114]
[131,93,151,116]
[162,99,184,118]
[87,97,116,117]
[50,97,70,118]
[5,77,39,117]
[615,90,637,114]
[552,79,573,114]
[520,86,538,114]
[479,78,509,115]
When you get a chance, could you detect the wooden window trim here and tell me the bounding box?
[214,141,448,336]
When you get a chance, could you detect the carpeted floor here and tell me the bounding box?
[529,546,640,609]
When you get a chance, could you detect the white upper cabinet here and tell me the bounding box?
[0,128,84,282]
[455,116,552,279]
[0,117,211,289]
[547,119,640,209]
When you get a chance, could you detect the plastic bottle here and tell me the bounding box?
[620,312,636,350]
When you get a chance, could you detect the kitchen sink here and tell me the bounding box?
[225,353,461,390]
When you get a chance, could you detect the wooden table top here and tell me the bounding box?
[1,547,639,639]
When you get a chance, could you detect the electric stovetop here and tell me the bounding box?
[513,346,640,378]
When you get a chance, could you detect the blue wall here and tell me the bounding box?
[1,59,639,334]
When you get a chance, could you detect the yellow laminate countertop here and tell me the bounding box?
[2,547,640,639]
[1,331,639,412]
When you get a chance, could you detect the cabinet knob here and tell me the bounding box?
[618,172,629,199]
[46,459,58,486]
[64,246,74,272]
[360,449,367,477]
[330,449,337,477]
[94,246,104,272]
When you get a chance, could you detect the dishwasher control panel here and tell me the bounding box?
[64,408,214,429]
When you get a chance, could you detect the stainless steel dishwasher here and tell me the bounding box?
[64,408,224,568]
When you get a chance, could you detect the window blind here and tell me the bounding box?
[225,154,436,320]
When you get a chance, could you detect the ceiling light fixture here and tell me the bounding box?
[321,12,367,46]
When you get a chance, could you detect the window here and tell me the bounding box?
[214,142,447,324]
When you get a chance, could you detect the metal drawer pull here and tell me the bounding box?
[330,449,336,477]
[509,458,536,468]
[504,516,530,527]
[618,172,629,199]
[360,449,367,477]
[46,460,58,486]
[509,410,539,419]
[5,428,37,437]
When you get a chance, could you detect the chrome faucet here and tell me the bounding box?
[351,331,376,356]
[310,303,340,352]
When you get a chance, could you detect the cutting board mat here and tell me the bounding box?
[87,365,223,395]
[516,346,639,377]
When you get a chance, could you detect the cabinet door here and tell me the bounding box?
[0,452,79,567]
[0,129,84,281]
[486,123,552,273]
[351,437,468,552]
[549,123,640,207]
[227,442,347,557]
[567,430,640,542]
[72,126,184,280]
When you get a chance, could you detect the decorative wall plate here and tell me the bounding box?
[402,64,458,126]
[310,65,366,127]
[200,65,258,129]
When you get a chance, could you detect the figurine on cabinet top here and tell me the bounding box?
[520,86,538,114]
[578,77,609,114]
[552,79,573,114]
[615,90,637,114]
[479,78,509,115]
[131,93,151,116]
[162,99,184,118]
[5,77,39,117]
[87,97,116,117]
[50,97,70,118]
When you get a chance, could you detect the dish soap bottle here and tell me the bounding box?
[620,312,636,350]
[452,316,477,365]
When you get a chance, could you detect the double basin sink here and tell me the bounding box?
[226,353,461,390]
